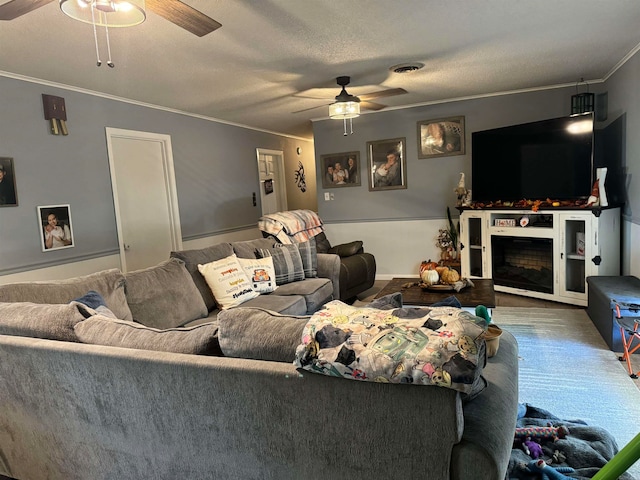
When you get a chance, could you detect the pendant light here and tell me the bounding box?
[329,76,361,136]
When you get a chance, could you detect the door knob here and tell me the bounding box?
[124,244,131,251]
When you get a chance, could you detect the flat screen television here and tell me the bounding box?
[471,113,594,203]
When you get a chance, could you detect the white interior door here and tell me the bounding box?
[256,148,287,215]
[106,128,182,272]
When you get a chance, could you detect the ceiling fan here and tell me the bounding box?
[293,76,408,114]
[0,0,222,37]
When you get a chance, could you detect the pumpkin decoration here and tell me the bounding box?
[435,265,448,276]
[421,268,440,286]
[420,259,438,273]
[439,267,460,285]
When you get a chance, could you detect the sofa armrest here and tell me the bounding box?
[317,253,340,301]
[328,241,364,258]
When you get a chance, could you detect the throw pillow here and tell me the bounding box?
[256,244,304,285]
[328,240,363,258]
[237,256,277,294]
[74,315,222,356]
[289,237,317,278]
[198,254,259,309]
[0,301,89,342]
[0,269,133,321]
[125,258,208,329]
[217,307,308,363]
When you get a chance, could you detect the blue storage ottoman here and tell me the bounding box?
[586,276,640,352]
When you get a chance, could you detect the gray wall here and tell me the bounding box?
[312,85,609,223]
[0,75,315,275]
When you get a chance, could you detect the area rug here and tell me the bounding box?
[494,307,640,479]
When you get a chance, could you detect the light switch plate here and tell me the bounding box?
[324,192,330,201]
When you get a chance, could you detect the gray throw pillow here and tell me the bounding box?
[125,258,208,329]
[0,269,133,321]
[171,243,235,311]
[291,237,317,278]
[74,316,222,356]
[217,307,308,363]
[256,244,304,285]
[0,301,89,342]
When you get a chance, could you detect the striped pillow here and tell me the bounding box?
[288,238,317,278]
[257,244,304,285]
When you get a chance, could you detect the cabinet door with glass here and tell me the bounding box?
[460,211,487,278]
[558,212,592,301]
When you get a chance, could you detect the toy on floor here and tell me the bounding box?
[520,459,576,480]
[522,437,544,459]
[551,450,567,464]
[515,425,570,443]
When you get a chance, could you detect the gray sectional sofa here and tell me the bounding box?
[0,238,519,480]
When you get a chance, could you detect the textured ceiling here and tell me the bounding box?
[1,0,639,139]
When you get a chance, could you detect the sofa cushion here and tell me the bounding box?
[125,258,208,329]
[217,307,308,362]
[74,315,222,356]
[170,243,234,311]
[241,294,307,316]
[198,255,259,309]
[257,244,304,285]
[292,237,318,278]
[232,238,277,259]
[0,301,89,342]
[329,240,363,257]
[237,256,277,294]
[270,278,333,314]
[0,269,133,321]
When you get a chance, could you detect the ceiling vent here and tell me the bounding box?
[390,63,424,74]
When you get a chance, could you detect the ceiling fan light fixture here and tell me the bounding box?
[60,0,146,27]
[329,100,360,119]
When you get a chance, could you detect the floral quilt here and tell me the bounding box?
[294,300,487,394]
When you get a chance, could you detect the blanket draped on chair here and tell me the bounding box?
[258,210,324,244]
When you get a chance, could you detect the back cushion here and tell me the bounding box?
[0,269,133,321]
[170,243,234,311]
[125,258,208,329]
[0,301,89,342]
[232,238,277,259]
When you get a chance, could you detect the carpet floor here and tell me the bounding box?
[494,307,640,479]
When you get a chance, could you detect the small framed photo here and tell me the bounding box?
[367,138,407,191]
[38,204,74,252]
[0,157,18,207]
[417,116,465,159]
[320,151,361,188]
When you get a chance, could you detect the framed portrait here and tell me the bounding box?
[367,138,407,191]
[38,204,74,252]
[417,116,465,159]
[320,151,361,188]
[0,157,18,207]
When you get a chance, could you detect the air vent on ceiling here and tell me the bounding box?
[390,63,425,74]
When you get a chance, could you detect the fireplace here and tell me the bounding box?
[491,236,554,294]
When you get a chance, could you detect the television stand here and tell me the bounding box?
[459,207,620,306]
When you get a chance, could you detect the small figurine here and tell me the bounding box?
[454,172,469,207]
[520,459,575,480]
[522,436,544,459]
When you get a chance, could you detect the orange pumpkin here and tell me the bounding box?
[440,267,460,284]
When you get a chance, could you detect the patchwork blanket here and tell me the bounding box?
[508,404,635,480]
[294,300,487,394]
[258,209,323,244]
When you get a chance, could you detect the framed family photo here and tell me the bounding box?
[367,138,407,191]
[417,116,465,159]
[0,157,18,207]
[320,151,361,188]
[38,204,74,252]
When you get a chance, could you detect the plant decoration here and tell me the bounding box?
[435,207,460,261]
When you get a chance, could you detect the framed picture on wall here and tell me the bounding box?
[0,157,18,207]
[320,151,361,188]
[417,116,465,159]
[367,138,407,191]
[38,204,74,252]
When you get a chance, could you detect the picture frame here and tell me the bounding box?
[320,151,361,188]
[0,157,18,207]
[367,138,407,191]
[38,204,74,252]
[417,116,465,159]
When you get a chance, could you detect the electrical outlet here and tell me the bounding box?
[324,192,330,201]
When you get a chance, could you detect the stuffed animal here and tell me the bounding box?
[521,459,575,480]
[522,436,544,459]
[551,450,567,464]
[515,425,569,443]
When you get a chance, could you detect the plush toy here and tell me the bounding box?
[522,436,544,459]
[551,450,567,464]
[521,459,575,480]
[515,425,569,444]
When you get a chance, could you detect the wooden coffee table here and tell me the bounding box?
[374,277,496,313]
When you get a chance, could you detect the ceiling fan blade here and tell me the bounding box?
[359,88,408,101]
[0,0,53,21]
[360,101,387,111]
[146,0,221,37]
[292,103,331,114]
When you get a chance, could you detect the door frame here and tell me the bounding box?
[105,127,183,272]
[256,148,288,215]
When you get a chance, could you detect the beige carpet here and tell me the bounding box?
[494,307,640,479]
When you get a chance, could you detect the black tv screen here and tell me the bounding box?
[471,113,594,203]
